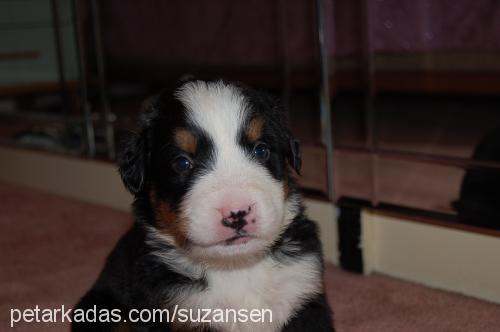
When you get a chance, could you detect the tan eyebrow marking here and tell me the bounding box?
[247,117,265,143]
[174,128,197,154]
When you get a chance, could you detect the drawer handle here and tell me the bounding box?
[0,51,40,61]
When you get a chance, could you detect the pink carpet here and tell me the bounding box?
[1,182,499,331]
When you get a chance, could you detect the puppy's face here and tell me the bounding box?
[120,81,301,263]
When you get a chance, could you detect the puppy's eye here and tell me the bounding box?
[172,156,193,173]
[253,142,270,161]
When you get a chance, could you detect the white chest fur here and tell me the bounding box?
[178,255,322,332]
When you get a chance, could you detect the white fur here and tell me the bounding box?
[188,255,321,332]
[151,247,322,332]
[175,81,291,259]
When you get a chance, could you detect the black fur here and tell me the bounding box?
[73,80,334,331]
[282,294,334,331]
[455,127,500,230]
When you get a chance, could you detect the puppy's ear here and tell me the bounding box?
[118,132,148,195]
[288,137,302,175]
[118,96,158,195]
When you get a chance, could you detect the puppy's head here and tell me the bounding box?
[120,80,302,264]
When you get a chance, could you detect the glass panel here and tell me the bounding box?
[332,0,500,231]
[0,0,84,156]
[375,94,500,160]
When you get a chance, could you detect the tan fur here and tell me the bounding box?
[150,191,189,247]
[283,180,289,198]
[246,117,265,143]
[175,128,197,154]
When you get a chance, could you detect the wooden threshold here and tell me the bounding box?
[338,197,500,239]
[336,146,500,171]
[0,81,78,96]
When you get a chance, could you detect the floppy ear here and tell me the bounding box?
[118,95,159,195]
[288,137,302,175]
[118,132,148,195]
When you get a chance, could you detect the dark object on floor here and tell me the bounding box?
[455,127,500,230]
[337,203,363,273]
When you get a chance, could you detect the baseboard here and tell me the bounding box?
[0,146,131,210]
[362,210,500,304]
[304,199,339,265]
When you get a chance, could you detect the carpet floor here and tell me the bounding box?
[1,182,499,331]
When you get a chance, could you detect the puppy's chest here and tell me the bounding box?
[177,256,321,332]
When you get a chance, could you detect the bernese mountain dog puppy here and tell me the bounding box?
[73,80,334,331]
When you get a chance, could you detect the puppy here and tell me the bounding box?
[73,80,334,331]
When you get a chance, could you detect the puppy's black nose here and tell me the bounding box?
[221,210,248,231]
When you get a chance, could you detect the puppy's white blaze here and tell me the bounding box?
[176,81,288,256]
[176,80,245,152]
